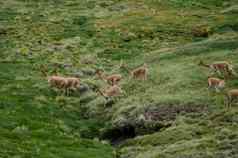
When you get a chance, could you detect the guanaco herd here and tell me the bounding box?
[41,59,238,109]
[199,60,238,108]
[40,62,148,99]
[41,66,81,95]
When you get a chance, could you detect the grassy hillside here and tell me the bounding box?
[1,0,238,157]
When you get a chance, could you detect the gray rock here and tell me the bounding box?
[78,84,90,94]
[72,71,84,78]
[81,68,96,76]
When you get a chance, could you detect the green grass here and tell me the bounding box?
[119,111,238,158]
[1,0,238,157]
[0,62,115,157]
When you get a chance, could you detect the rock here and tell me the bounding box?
[81,68,96,76]
[72,71,84,78]
[192,26,211,38]
[104,98,115,107]
[52,62,73,69]
[121,32,137,42]
[78,84,90,94]
[81,58,96,65]
[100,124,136,146]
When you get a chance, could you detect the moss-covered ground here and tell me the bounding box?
[1,0,238,157]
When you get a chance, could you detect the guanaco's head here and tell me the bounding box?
[95,69,104,75]
[219,80,225,88]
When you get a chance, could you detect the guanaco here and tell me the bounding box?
[97,85,123,98]
[40,65,66,91]
[121,63,148,80]
[64,77,81,94]
[47,76,68,91]
[199,60,235,77]
[226,89,238,108]
[40,65,80,95]
[95,69,122,86]
[207,77,225,92]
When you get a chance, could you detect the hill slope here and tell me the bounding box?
[0,0,238,157]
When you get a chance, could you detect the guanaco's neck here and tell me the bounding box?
[96,71,106,80]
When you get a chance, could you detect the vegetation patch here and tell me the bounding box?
[1,0,238,157]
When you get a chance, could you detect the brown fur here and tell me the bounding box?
[40,65,80,95]
[97,85,122,98]
[207,77,225,92]
[48,76,67,89]
[96,69,122,86]
[199,60,235,77]
[65,77,80,92]
[226,89,238,109]
[121,63,148,80]
[131,63,148,80]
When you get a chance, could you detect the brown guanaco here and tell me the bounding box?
[95,69,122,86]
[40,65,80,95]
[199,60,235,77]
[40,65,66,91]
[226,89,238,108]
[64,77,81,94]
[97,85,123,98]
[120,63,148,80]
[47,76,68,91]
[207,77,225,92]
